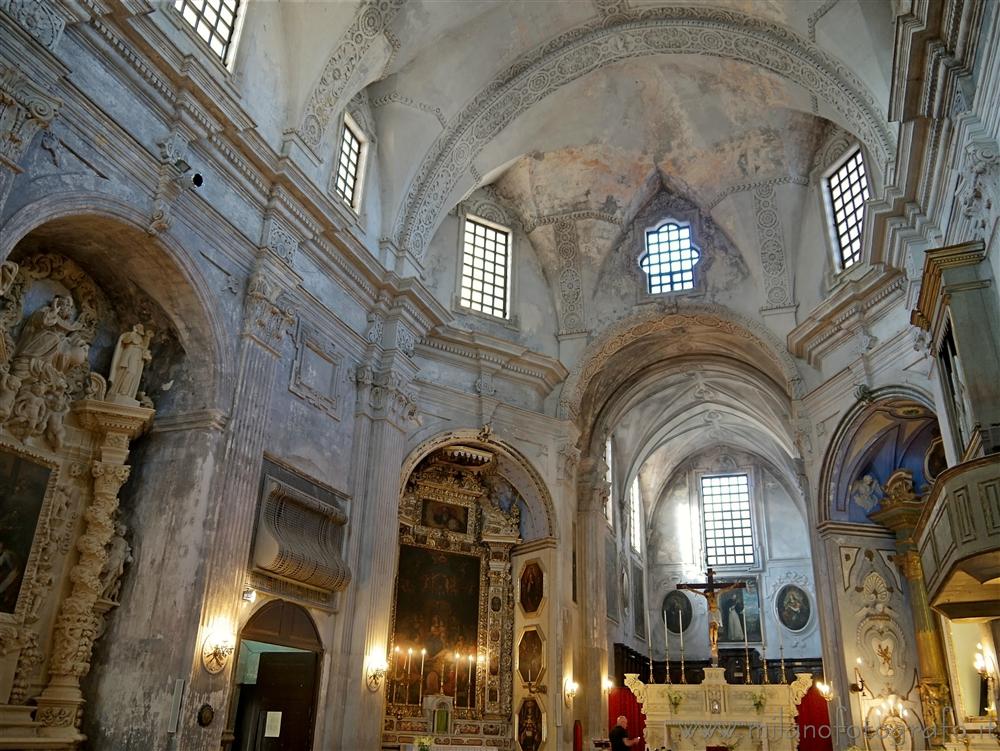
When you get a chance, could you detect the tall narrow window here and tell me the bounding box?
[826,149,870,269]
[639,221,701,293]
[701,474,755,566]
[629,477,642,552]
[459,217,510,319]
[334,118,364,210]
[174,0,243,63]
[604,438,614,526]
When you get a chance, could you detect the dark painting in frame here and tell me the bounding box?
[421,499,469,534]
[0,450,52,615]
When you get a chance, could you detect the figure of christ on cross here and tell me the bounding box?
[677,568,746,667]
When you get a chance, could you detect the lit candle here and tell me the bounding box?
[418,648,426,706]
[742,611,750,683]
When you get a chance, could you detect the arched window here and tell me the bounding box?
[629,477,642,552]
[639,221,701,293]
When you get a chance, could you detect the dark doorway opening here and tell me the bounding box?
[225,600,323,751]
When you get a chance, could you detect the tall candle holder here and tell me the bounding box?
[679,647,687,684]
[778,642,788,684]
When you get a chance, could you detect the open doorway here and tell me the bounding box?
[226,600,323,751]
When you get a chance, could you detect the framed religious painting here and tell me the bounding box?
[519,561,543,615]
[0,450,53,615]
[717,576,762,644]
[421,498,470,534]
[775,584,811,632]
[662,590,693,635]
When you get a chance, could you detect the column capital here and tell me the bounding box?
[241,269,296,354]
[353,364,418,427]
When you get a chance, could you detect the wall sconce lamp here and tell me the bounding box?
[241,587,256,603]
[850,657,871,696]
[201,625,236,675]
[366,654,389,692]
[816,679,834,702]
[564,679,579,707]
[603,677,615,693]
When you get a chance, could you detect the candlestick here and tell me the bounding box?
[454,652,460,699]
[663,611,671,684]
[742,611,750,684]
[418,648,426,706]
[392,645,400,704]
[467,654,474,709]
[406,648,413,704]
[778,627,787,683]
[678,610,683,651]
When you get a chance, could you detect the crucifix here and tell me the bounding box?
[677,568,745,667]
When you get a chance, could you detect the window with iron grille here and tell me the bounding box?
[334,120,363,209]
[174,0,242,63]
[459,217,510,319]
[639,221,701,293]
[629,477,642,552]
[826,148,870,269]
[701,474,755,566]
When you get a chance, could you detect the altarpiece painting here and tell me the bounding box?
[717,576,762,643]
[0,452,51,614]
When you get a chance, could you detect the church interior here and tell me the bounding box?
[1,1,999,750]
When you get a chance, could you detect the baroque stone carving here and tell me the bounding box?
[242,271,296,353]
[107,325,153,405]
[98,523,132,602]
[289,321,342,419]
[392,7,893,259]
[752,184,793,309]
[0,255,104,449]
[959,140,998,240]
[297,0,406,149]
[0,65,61,204]
[267,222,300,264]
[3,0,66,50]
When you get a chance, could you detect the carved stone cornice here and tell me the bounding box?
[787,265,905,367]
[0,0,66,51]
[910,240,986,333]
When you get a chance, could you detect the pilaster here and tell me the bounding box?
[577,457,610,741]
[179,253,296,748]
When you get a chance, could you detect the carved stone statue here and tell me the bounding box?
[2,294,90,447]
[99,524,132,602]
[107,324,153,404]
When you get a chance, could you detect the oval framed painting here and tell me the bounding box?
[775,584,811,632]
[662,590,693,634]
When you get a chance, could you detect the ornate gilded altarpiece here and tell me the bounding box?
[0,254,155,746]
[383,446,521,750]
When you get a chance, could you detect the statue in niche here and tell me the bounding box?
[107,324,153,404]
[99,523,132,602]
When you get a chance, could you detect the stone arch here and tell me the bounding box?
[0,192,230,409]
[558,303,802,423]
[817,385,938,524]
[392,7,895,259]
[401,429,556,541]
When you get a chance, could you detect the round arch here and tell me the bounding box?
[392,7,894,258]
[817,385,937,524]
[559,303,802,423]
[240,599,323,652]
[401,428,557,541]
[0,192,231,409]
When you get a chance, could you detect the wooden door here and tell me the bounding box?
[235,651,318,751]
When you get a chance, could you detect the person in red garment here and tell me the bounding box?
[609,715,642,751]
